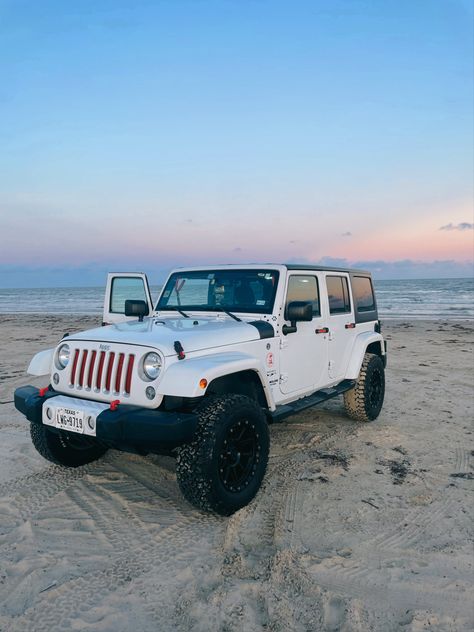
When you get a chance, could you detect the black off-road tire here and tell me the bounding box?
[176,394,269,516]
[343,352,385,422]
[30,422,108,467]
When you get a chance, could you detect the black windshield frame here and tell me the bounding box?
[156,269,280,315]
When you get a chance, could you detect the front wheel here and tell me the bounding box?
[30,423,108,467]
[176,394,270,516]
[344,352,385,422]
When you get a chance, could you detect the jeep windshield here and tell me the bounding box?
[156,269,279,315]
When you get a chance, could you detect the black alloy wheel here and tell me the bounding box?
[218,418,262,492]
[176,393,270,516]
[368,365,384,410]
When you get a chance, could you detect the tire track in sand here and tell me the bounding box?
[5,464,221,632]
[307,555,473,620]
[0,465,94,551]
[221,424,351,577]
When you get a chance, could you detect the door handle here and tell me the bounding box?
[345,323,356,329]
[315,327,329,334]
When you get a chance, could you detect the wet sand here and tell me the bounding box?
[0,315,473,631]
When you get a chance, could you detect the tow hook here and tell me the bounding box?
[174,340,186,360]
[39,387,49,397]
[110,400,120,411]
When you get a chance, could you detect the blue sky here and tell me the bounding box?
[0,0,472,286]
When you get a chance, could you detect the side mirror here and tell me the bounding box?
[286,301,313,322]
[125,299,149,322]
[283,301,312,335]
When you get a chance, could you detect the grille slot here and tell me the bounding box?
[70,349,80,385]
[96,351,106,390]
[115,353,125,393]
[105,352,115,391]
[69,347,134,396]
[78,350,88,386]
[125,355,135,394]
[87,350,97,388]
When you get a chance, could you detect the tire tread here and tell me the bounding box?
[30,423,107,467]
[176,394,269,516]
[343,352,384,422]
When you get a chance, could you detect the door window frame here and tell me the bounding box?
[109,275,151,314]
[103,272,153,325]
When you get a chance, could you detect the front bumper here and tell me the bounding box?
[14,385,198,452]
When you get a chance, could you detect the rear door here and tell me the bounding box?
[103,273,153,325]
[325,274,355,379]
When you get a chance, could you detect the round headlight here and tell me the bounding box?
[142,352,162,380]
[57,344,70,369]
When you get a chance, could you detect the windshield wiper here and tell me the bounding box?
[158,305,240,321]
[157,307,190,318]
[213,306,242,322]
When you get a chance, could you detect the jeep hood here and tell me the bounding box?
[65,316,272,356]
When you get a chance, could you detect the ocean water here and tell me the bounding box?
[374,278,473,319]
[0,278,472,320]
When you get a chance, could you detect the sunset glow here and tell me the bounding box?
[0,0,472,286]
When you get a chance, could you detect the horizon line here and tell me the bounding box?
[1,275,473,290]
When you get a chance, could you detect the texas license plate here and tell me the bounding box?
[55,407,85,434]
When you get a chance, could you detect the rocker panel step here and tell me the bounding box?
[269,379,356,423]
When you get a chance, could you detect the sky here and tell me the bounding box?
[0,0,473,287]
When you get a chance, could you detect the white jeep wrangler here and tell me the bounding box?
[14,264,386,515]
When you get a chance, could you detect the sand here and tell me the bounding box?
[0,314,473,632]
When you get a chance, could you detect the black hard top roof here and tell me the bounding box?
[284,264,372,276]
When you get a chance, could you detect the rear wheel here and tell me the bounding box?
[30,423,108,467]
[344,352,385,422]
[176,394,269,516]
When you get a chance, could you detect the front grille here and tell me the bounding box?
[69,347,135,396]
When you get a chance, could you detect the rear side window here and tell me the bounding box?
[327,276,351,314]
[286,275,320,316]
[352,276,375,312]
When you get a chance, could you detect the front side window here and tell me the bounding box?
[157,269,279,315]
[327,275,351,314]
[110,277,148,314]
[286,275,320,316]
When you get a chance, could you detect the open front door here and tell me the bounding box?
[103,272,153,325]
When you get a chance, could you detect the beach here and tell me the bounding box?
[0,314,473,631]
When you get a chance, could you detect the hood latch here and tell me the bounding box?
[174,340,186,360]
